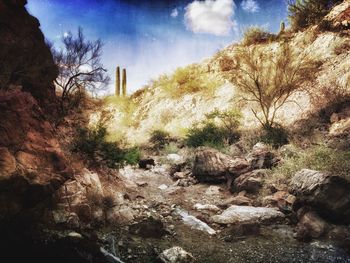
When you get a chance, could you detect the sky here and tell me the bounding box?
[27,0,288,95]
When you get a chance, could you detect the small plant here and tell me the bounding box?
[242,27,277,46]
[149,129,171,149]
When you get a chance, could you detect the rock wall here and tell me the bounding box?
[0,1,69,222]
[0,0,58,102]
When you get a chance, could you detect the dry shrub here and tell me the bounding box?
[242,27,277,46]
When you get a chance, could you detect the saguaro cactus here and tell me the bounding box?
[122,68,127,96]
[115,66,120,96]
[279,21,285,35]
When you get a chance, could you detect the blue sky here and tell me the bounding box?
[27,0,288,94]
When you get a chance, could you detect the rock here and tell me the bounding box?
[139,158,155,169]
[0,91,71,221]
[176,208,216,235]
[193,203,220,212]
[246,143,279,169]
[0,147,16,179]
[263,191,296,211]
[192,147,251,188]
[67,232,83,239]
[110,207,135,224]
[219,195,253,207]
[296,211,329,240]
[129,217,167,238]
[158,247,194,263]
[233,170,266,193]
[205,186,222,196]
[158,184,168,190]
[173,172,188,180]
[290,169,350,224]
[166,154,183,164]
[0,0,58,101]
[211,205,285,225]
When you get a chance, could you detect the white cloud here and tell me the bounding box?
[185,0,236,36]
[241,0,259,13]
[171,8,179,18]
[63,32,70,38]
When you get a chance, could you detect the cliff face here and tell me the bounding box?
[0,0,58,102]
[0,0,70,222]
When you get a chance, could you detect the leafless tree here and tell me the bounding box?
[230,43,318,128]
[52,27,110,112]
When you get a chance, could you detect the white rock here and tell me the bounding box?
[166,154,183,163]
[158,184,168,190]
[159,246,194,263]
[67,232,82,239]
[176,208,216,235]
[211,205,284,225]
[193,203,220,212]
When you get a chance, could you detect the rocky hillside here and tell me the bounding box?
[95,1,350,145]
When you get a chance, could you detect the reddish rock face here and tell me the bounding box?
[0,0,58,102]
[0,90,71,221]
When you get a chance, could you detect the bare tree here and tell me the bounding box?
[52,27,110,112]
[230,43,317,128]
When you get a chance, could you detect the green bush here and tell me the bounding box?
[242,27,277,46]
[149,129,171,149]
[288,0,342,31]
[186,122,229,148]
[186,109,242,148]
[73,125,140,168]
[260,125,289,148]
[272,145,350,181]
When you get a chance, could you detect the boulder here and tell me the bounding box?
[233,170,266,193]
[138,158,155,169]
[158,247,194,263]
[192,147,251,187]
[290,169,350,224]
[296,211,329,240]
[211,205,285,225]
[246,143,279,169]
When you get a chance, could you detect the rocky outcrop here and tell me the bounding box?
[290,169,350,224]
[0,0,58,102]
[192,147,251,187]
[0,90,71,221]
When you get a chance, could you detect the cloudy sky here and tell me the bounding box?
[27,0,288,95]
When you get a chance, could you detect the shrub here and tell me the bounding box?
[186,122,230,148]
[186,109,242,148]
[219,54,236,72]
[287,0,342,31]
[73,125,140,168]
[154,65,222,98]
[149,129,171,149]
[271,145,350,182]
[206,108,242,141]
[259,125,289,148]
[242,27,277,46]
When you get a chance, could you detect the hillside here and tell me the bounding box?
[94,1,350,145]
